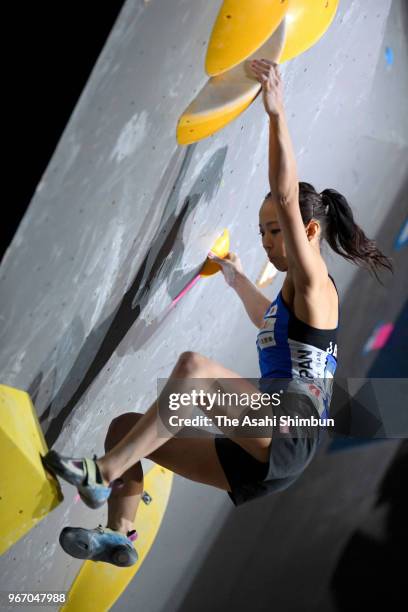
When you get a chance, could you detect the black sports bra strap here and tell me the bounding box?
[328,274,340,318]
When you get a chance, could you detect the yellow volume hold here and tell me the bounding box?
[0,384,63,555]
[206,0,339,75]
[176,79,258,145]
[279,0,339,63]
[177,18,286,145]
[62,465,173,612]
[205,0,289,76]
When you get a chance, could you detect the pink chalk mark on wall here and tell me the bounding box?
[371,323,394,349]
[171,273,201,307]
[363,322,394,354]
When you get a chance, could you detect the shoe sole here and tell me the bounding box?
[59,528,138,567]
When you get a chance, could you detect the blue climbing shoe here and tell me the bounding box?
[41,449,123,509]
[59,524,138,567]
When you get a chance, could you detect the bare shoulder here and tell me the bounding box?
[291,251,328,292]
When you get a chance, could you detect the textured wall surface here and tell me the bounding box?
[1,0,407,610]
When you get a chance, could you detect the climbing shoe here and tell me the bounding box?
[42,449,124,509]
[59,524,138,567]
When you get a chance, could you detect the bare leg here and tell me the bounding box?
[97,351,272,485]
[104,413,232,534]
[104,419,144,535]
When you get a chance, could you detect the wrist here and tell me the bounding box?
[268,107,284,121]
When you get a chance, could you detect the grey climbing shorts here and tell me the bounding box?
[214,388,322,507]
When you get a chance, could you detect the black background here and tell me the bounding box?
[3,2,126,260]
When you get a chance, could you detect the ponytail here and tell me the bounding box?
[321,188,394,284]
[264,183,394,284]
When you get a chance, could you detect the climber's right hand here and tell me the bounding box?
[207,251,244,288]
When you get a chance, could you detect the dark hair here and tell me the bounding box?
[264,183,394,284]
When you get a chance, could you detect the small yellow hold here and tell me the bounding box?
[200,229,230,277]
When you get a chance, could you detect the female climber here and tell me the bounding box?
[42,59,393,567]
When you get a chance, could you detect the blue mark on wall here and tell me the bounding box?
[385,46,394,66]
[394,218,408,251]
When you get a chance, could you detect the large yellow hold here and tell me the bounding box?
[177,0,339,145]
[205,0,289,76]
[177,18,286,145]
[62,465,173,612]
[279,0,339,63]
[0,385,63,555]
[206,0,339,75]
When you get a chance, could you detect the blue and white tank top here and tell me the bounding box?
[256,275,339,419]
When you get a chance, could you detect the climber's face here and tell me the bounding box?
[259,195,288,272]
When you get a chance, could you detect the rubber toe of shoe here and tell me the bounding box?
[41,450,83,487]
[42,450,111,509]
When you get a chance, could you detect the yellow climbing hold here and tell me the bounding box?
[176,18,286,145]
[200,229,230,277]
[206,0,289,76]
[176,74,259,145]
[0,384,63,555]
[279,0,339,63]
[62,465,173,612]
[206,0,339,73]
